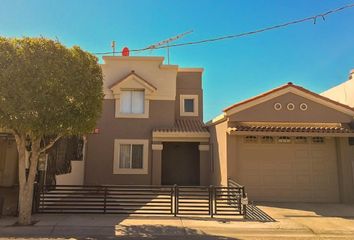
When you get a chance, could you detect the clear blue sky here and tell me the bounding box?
[1,0,353,120]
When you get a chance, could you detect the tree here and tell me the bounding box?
[0,37,103,225]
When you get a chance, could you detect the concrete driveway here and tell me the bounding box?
[0,203,354,239]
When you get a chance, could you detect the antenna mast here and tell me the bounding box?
[146,30,193,64]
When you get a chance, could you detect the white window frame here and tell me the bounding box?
[115,89,149,119]
[113,139,149,174]
[180,94,199,117]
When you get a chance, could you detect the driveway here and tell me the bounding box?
[0,203,354,239]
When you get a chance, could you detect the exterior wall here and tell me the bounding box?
[102,56,178,101]
[322,77,354,108]
[335,137,354,203]
[175,71,203,121]
[208,120,228,186]
[0,139,17,187]
[229,92,353,123]
[56,160,85,185]
[199,145,210,186]
[84,99,175,185]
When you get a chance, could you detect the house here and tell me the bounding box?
[208,82,354,203]
[322,70,354,107]
[84,56,210,186]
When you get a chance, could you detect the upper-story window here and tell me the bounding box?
[180,95,198,117]
[120,90,145,114]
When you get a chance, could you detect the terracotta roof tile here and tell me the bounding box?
[229,124,354,134]
[154,119,208,133]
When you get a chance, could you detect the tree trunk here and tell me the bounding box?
[18,182,34,225]
[15,135,41,225]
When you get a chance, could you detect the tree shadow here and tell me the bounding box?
[115,224,240,239]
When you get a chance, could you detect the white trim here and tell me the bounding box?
[178,68,204,73]
[225,86,354,117]
[198,144,210,151]
[113,139,149,174]
[152,144,163,151]
[287,103,295,111]
[180,94,199,117]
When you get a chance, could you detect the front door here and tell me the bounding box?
[161,142,200,185]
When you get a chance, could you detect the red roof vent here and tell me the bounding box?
[122,47,130,56]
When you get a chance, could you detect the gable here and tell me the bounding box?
[109,71,157,98]
[228,92,354,123]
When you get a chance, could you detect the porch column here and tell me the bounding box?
[199,144,210,186]
[335,138,354,203]
[152,143,163,185]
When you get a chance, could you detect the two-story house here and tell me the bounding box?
[84,56,210,186]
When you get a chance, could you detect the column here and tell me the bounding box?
[199,144,210,186]
[152,143,163,185]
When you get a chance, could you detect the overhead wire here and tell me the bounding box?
[93,3,354,55]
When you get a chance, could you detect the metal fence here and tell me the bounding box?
[34,183,247,217]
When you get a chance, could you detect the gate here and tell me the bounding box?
[34,183,247,217]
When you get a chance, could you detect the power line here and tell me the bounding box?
[93,3,354,55]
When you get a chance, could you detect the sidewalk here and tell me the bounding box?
[1,203,354,239]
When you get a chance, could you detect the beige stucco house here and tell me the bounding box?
[208,82,354,203]
[322,70,354,107]
[84,56,210,186]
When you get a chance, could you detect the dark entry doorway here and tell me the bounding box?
[161,142,200,185]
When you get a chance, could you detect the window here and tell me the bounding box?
[184,99,195,112]
[294,136,307,144]
[180,95,198,116]
[278,136,291,143]
[120,90,144,114]
[244,136,258,143]
[349,137,354,146]
[119,144,143,169]
[114,139,148,174]
[261,136,274,143]
[312,137,325,144]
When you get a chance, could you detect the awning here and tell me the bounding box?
[228,123,354,137]
[153,119,210,142]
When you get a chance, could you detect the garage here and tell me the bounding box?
[235,135,340,202]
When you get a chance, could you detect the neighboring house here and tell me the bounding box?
[208,82,354,203]
[322,70,354,107]
[85,56,210,186]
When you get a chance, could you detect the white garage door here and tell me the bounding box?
[236,136,339,202]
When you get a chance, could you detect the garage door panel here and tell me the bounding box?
[236,136,339,202]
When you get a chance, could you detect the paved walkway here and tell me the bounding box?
[1,203,354,239]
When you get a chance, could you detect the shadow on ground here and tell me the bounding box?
[245,204,276,222]
[116,224,240,239]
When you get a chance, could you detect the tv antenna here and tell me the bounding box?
[146,30,193,64]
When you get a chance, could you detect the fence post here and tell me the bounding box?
[209,185,214,218]
[242,186,247,217]
[173,184,178,217]
[103,186,107,214]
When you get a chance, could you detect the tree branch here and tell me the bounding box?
[40,135,62,153]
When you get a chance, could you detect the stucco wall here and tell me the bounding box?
[85,99,175,185]
[322,78,354,108]
[229,92,353,123]
[175,71,203,121]
[208,120,228,186]
[56,160,85,185]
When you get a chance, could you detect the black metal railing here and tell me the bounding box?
[34,183,247,217]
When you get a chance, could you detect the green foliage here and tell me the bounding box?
[0,37,103,137]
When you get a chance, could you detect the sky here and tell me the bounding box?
[1,0,354,121]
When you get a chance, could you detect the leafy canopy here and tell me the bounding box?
[0,37,103,137]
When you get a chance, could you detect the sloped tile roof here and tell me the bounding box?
[154,119,208,133]
[228,124,354,134]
